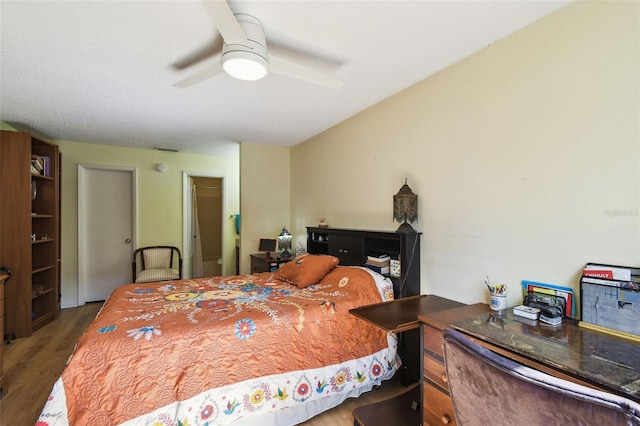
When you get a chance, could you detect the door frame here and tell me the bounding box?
[182,171,227,278]
[78,164,138,305]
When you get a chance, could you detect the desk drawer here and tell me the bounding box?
[423,323,444,358]
[423,381,456,426]
[423,354,448,391]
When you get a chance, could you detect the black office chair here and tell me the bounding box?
[132,246,182,283]
[442,328,640,425]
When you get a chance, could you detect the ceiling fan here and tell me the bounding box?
[173,1,343,89]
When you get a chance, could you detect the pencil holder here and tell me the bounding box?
[490,293,507,313]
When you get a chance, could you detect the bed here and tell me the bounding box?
[38,255,399,425]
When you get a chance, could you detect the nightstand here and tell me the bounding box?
[250,253,293,273]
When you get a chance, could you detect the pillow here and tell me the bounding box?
[143,248,172,269]
[276,254,339,288]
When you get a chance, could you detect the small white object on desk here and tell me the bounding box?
[513,305,540,320]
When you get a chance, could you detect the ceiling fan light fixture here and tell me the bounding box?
[172,8,342,89]
[222,51,269,81]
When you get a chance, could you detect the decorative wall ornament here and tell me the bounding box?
[393,179,418,233]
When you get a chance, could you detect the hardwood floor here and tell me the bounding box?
[301,379,412,426]
[0,302,409,426]
[0,302,103,426]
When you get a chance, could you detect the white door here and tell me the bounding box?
[79,165,136,303]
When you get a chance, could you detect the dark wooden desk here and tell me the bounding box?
[353,300,640,426]
[452,308,640,403]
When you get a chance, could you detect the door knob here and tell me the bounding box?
[125,238,132,244]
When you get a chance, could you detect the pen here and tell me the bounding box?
[484,276,492,292]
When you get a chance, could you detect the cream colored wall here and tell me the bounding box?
[239,143,290,274]
[291,1,639,309]
[57,140,239,308]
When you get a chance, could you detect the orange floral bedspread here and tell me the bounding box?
[38,266,397,425]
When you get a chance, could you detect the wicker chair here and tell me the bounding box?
[132,246,182,283]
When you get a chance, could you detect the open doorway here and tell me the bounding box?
[182,172,225,279]
[191,177,223,277]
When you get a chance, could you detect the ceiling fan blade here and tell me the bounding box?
[204,0,248,45]
[269,55,344,89]
[172,34,224,70]
[172,61,224,88]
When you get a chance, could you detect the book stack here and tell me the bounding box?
[365,254,390,275]
[31,155,51,176]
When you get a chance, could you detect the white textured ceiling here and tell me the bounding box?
[0,1,569,157]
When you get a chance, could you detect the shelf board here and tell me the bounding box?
[32,287,54,300]
[32,238,55,244]
[31,173,54,180]
[31,265,55,274]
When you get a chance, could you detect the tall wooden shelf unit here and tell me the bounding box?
[0,273,8,398]
[0,130,60,338]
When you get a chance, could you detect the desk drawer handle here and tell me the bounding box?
[441,373,447,383]
[441,414,451,424]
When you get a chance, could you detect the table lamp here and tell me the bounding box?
[278,227,293,259]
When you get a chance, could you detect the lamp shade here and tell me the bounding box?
[393,179,418,233]
[220,14,269,81]
[278,227,293,258]
[222,51,268,81]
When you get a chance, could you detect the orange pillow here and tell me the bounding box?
[276,254,339,288]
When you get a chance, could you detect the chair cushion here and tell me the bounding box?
[136,268,180,283]
[143,248,172,270]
